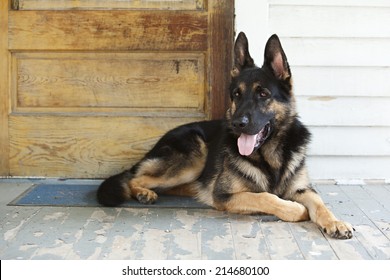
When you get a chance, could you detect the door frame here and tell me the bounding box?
[208,0,234,119]
[0,1,10,176]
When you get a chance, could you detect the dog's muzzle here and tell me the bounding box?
[237,122,271,156]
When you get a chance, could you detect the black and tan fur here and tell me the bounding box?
[97,32,353,239]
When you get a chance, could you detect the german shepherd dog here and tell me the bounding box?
[97,32,353,239]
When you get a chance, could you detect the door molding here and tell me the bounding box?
[0,0,10,176]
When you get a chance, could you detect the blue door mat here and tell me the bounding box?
[8,183,210,209]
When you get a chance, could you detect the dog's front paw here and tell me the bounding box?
[323,220,354,239]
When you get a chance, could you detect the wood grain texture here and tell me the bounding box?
[9,10,208,51]
[16,0,205,10]
[4,0,234,178]
[14,52,205,110]
[0,1,9,175]
[9,115,202,178]
[208,0,234,119]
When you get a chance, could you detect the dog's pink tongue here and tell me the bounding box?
[237,133,257,156]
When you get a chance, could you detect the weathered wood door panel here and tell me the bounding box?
[13,53,205,111]
[0,0,234,178]
[14,0,206,10]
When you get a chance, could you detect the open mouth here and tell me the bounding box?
[237,122,271,156]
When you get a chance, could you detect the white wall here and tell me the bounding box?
[235,0,390,181]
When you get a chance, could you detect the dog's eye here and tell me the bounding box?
[233,90,241,98]
[258,88,270,98]
[260,91,269,98]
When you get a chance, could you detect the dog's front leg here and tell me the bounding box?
[292,189,353,239]
[216,192,309,222]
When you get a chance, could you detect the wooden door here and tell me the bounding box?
[0,0,234,178]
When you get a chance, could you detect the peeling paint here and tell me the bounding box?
[33,231,44,237]
[43,212,67,221]
[4,220,27,241]
[1,183,390,260]
[19,243,38,251]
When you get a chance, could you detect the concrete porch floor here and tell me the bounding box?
[1,179,389,260]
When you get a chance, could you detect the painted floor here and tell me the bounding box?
[1,179,390,260]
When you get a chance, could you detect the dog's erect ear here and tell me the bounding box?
[231,32,255,77]
[263,34,291,80]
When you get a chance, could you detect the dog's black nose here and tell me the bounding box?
[233,116,249,129]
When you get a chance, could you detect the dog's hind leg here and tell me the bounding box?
[97,124,208,207]
[126,135,207,204]
[97,152,205,206]
[96,162,168,206]
[129,158,205,204]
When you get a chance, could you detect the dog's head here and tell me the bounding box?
[227,32,295,156]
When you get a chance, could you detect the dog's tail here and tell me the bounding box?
[97,169,135,207]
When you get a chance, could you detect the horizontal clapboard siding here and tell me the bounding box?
[272,0,390,179]
[282,38,390,67]
[307,157,390,180]
[297,97,390,127]
[269,0,390,8]
[237,0,390,179]
[293,67,390,97]
[269,5,390,38]
[308,127,390,156]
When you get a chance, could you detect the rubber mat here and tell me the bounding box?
[8,183,210,209]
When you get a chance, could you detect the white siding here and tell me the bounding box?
[236,0,390,180]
